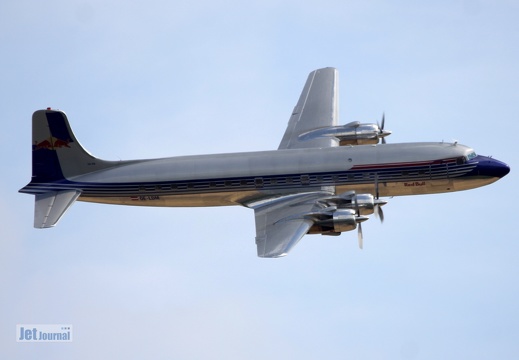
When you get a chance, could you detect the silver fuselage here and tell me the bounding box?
[37,142,497,208]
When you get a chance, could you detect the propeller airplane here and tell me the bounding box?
[20,68,510,257]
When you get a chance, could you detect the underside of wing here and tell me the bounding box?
[250,192,331,258]
[278,67,339,150]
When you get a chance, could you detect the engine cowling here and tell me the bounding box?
[320,193,383,216]
[298,121,391,146]
[331,209,358,232]
[308,209,366,235]
[350,193,375,215]
[337,124,387,145]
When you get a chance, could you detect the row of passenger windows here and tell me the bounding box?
[137,162,469,192]
[139,176,309,191]
[138,171,429,192]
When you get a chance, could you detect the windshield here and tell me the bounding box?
[466,151,477,161]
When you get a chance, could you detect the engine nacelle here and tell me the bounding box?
[350,193,375,215]
[298,121,391,146]
[308,209,358,235]
[320,193,384,216]
[337,124,385,145]
[331,210,358,232]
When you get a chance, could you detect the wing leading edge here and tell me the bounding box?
[278,67,339,150]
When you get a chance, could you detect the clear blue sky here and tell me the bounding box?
[1,1,518,359]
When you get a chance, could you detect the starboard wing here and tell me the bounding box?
[278,67,339,150]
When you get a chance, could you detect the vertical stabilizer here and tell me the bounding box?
[30,109,114,181]
[21,109,116,228]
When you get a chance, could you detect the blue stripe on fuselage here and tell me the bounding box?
[20,158,481,197]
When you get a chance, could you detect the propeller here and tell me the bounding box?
[374,200,385,223]
[358,222,363,249]
[353,194,367,249]
[373,175,387,223]
[377,113,391,144]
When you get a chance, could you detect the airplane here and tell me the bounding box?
[19,67,510,257]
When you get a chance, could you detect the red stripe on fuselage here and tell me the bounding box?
[351,158,458,170]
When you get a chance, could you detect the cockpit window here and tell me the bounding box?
[466,152,477,161]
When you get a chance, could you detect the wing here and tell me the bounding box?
[249,192,331,258]
[278,67,339,149]
[34,190,81,228]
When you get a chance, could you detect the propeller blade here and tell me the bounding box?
[375,204,385,223]
[375,175,380,200]
[378,113,389,144]
[374,175,385,223]
[358,223,363,249]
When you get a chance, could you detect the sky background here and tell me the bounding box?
[1,0,518,359]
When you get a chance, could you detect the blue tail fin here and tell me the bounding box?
[31,110,71,181]
[20,109,115,227]
[23,109,114,187]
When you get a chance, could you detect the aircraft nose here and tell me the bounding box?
[474,156,510,178]
[496,160,511,178]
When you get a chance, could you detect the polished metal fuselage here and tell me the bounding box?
[69,141,497,208]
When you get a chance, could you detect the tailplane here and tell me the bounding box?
[20,109,116,228]
[33,190,81,228]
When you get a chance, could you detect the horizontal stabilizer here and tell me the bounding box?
[34,190,81,228]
